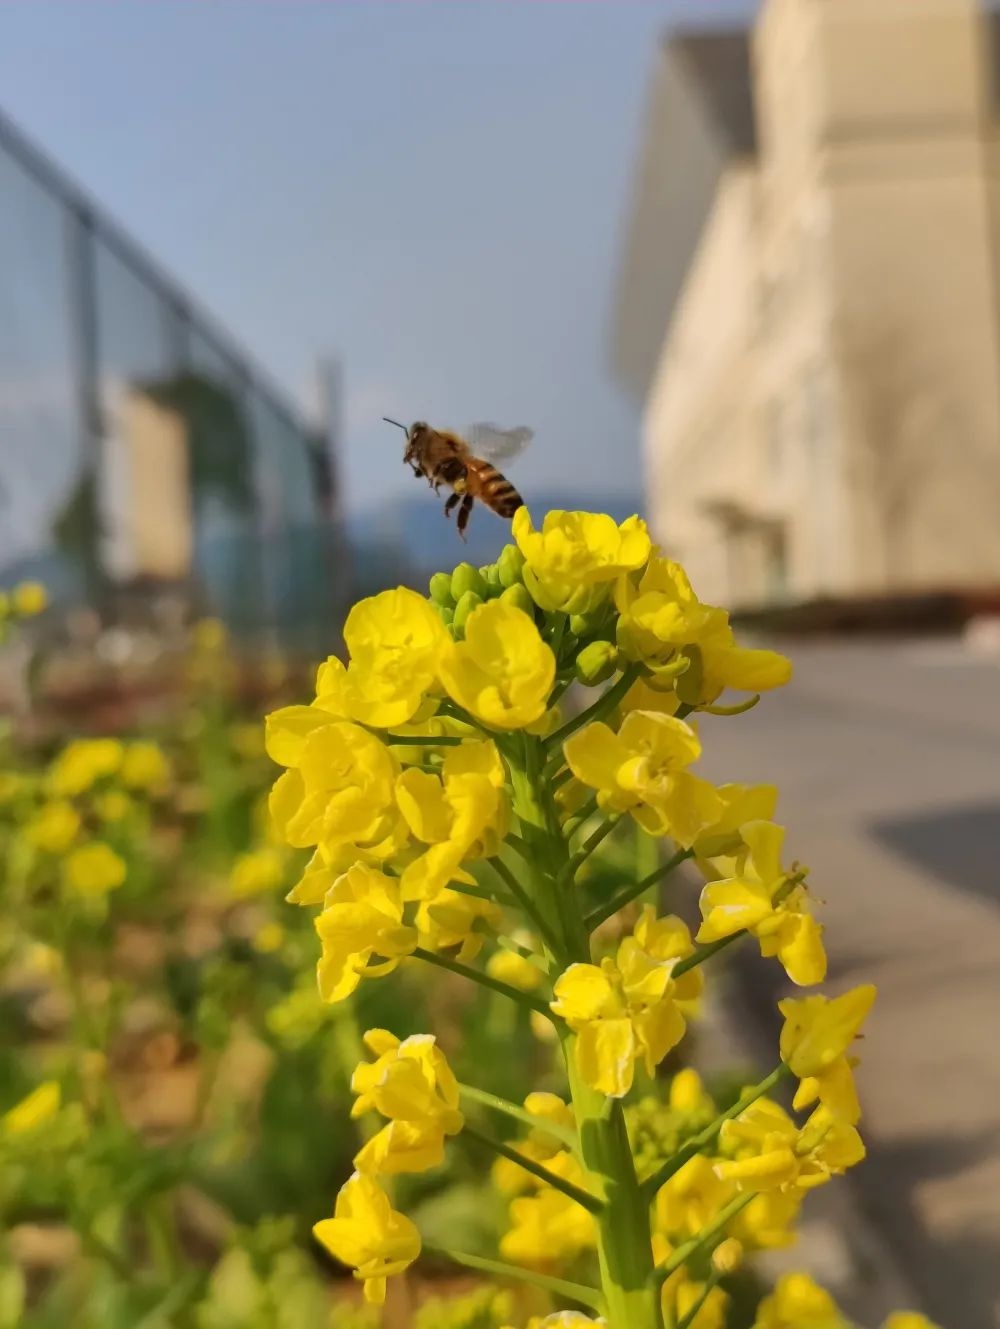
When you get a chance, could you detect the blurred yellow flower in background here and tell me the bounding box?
[10,580,48,617]
[48,739,123,797]
[2,1081,61,1137]
[120,741,170,791]
[24,800,81,853]
[62,842,127,898]
[230,847,286,897]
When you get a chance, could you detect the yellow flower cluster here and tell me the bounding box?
[350,1029,464,1177]
[551,908,701,1097]
[3,734,172,912]
[751,1274,940,1329]
[262,510,906,1327]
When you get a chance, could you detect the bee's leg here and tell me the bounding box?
[456,494,474,541]
[443,493,461,520]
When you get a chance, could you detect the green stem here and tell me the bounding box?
[545,664,643,751]
[699,694,760,717]
[423,1244,604,1313]
[640,1064,790,1201]
[508,732,661,1329]
[562,791,599,838]
[566,1051,663,1329]
[654,1192,755,1282]
[487,855,562,953]
[675,1271,722,1328]
[448,878,516,908]
[412,946,552,1018]
[671,933,742,978]
[585,848,693,931]
[462,1123,602,1213]
[458,1083,578,1150]
[561,814,622,881]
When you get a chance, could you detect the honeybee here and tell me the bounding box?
[383,418,533,539]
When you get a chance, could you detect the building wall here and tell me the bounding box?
[640,0,1000,606]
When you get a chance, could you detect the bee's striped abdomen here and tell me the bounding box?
[469,460,523,518]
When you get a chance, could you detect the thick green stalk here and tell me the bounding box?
[509,734,661,1329]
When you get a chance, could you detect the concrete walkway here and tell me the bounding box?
[694,639,1000,1329]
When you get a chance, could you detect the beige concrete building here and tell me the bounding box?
[614,0,1000,608]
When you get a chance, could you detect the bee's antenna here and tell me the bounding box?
[383,417,408,433]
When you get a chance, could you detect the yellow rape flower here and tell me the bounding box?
[93,790,131,823]
[692,783,779,859]
[563,710,722,845]
[492,1092,575,1195]
[313,1171,420,1305]
[697,822,826,986]
[616,556,714,669]
[629,906,703,1011]
[230,847,286,897]
[693,612,792,705]
[882,1316,942,1329]
[439,598,555,730]
[120,741,170,791]
[486,945,544,993]
[11,580,48,617]
[551,938,688,1097]
[351,1029,463,1177]
[269,721,402,855]
[500,1169,597,1266]
[23,800,81,853]
[314,865,417,1002]
[316,587,448,727]
[779,985,876,1124]
[62,842,127,898]
[48,738,123,796]
[252,922,285,953]
[2,1081,61,1136]
[715,1098,865,1193]
[395,740,508,898]
[655,1153,735,1242]
[751,1272,850,1328]
[730,1189,803,1250]
[660,1269,729,1329]
[615,556,791,702]
[415,886,502,961]
[512,507,651,614]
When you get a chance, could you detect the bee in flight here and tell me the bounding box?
[383,418,532,539]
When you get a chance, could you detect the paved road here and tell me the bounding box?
[694,639,1000,1329]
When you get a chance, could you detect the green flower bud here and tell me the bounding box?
[499,584,534,617]
[480,563,503,593]
[497,544,525,588]
[429,572,454,605]
[452,590,483,633]
[438,606,455,627]
[575,640,619,687]
[451,562,488,602]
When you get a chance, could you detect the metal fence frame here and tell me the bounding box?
[0,106,345,656]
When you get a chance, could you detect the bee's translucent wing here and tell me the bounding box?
[464,422,534,463]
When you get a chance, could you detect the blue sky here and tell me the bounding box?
[0,0,752,517]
